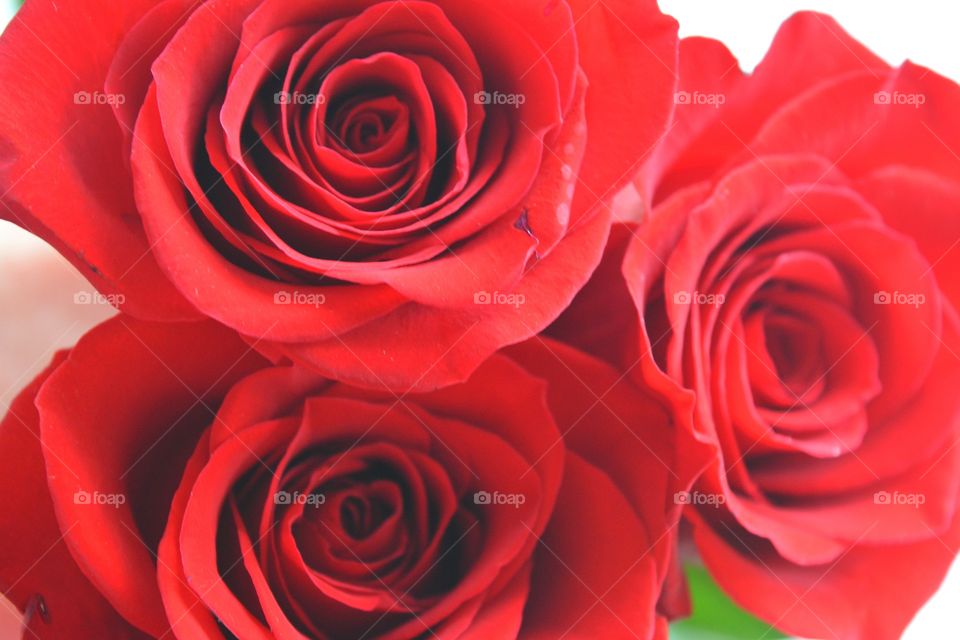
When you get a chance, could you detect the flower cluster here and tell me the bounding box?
[0,3,958,639]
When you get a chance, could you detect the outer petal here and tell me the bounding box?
[547,223,641,368]
[640,36,744,202]
[693,507,960,640]
[733,11,888,134]
[157,433,227,640]
[567,0,678,208]
[34,317,267,635]
[508,338,713,579]
[751,62,960,182]
[655,11,889,201]
[268,195,613,391]
[0,355,148,638]
[521,453,659,639]
[0,0,197,320]
[857,166,960,308]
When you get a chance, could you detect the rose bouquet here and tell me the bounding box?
[0,1,957,639]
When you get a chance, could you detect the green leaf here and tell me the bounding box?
[669,565,787,639]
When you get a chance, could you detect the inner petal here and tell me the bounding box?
[745,309,826,409]
[338,483,399,540]
[305,52,436,210]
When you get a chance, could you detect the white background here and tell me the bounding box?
[0,1,957,638]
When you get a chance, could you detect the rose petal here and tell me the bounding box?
[0,355,148,638]
[35,317,265,635]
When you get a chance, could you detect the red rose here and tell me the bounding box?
[0,0,677,391]
[557,12,960,639]
[0,316,706,639]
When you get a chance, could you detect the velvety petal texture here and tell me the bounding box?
[0,317,693,639]
[0,0,678,391]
